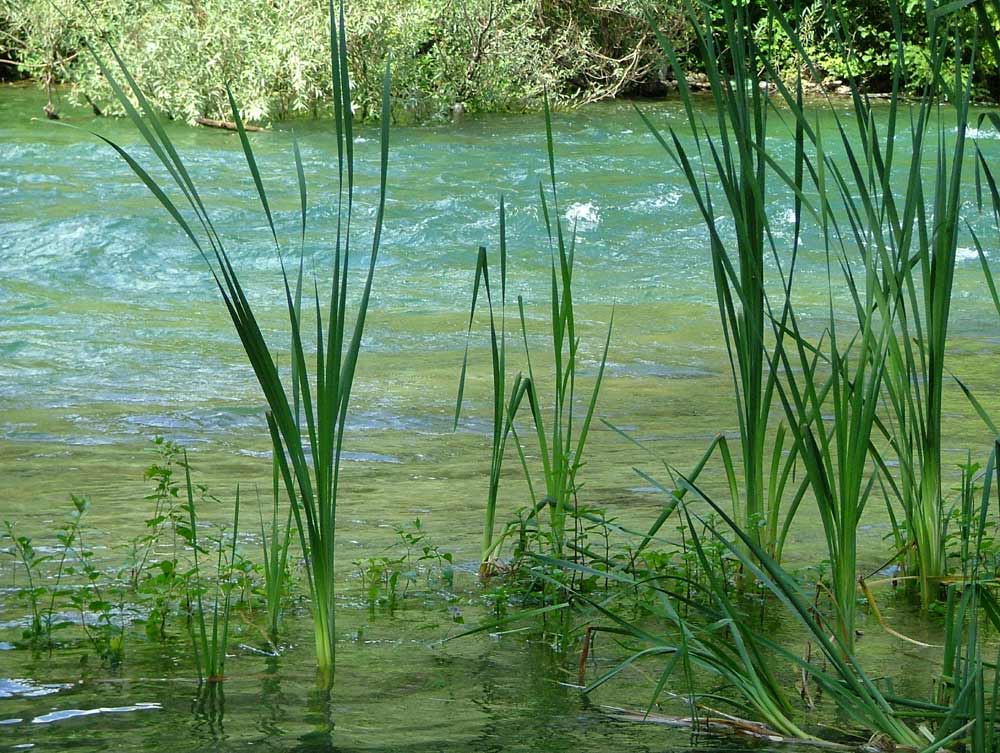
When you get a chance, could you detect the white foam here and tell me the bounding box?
[967,127,1000,140]
[564,201,600,231]
[32,703,161,725]
[634,191,682,211]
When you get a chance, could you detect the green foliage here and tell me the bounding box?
[5,0,997,123]
[2,521,60,647]
[352,519,455,611]
[643,0,804,566]
[756,0,1000,96]
[455,98,613,576]
[180,453,241,684]
[257,455,293,646]
[1,0,690,123]
[1,495,128,664]
[0,0,130,107]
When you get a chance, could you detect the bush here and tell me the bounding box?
[0,0,692,123]
[754,0,1000,98]
[2,0,995,123]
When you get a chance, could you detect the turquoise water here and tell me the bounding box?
[2,87,998,443]
[1,83,998,751]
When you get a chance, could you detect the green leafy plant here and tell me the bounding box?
[80,0,391,690]
[352,519,455,610]
[455,98,613,574]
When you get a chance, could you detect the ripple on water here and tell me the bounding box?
[31,703,162,725]
[0,679,71,699]
[237,448,401,463]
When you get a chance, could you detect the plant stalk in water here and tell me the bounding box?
[640,0,803,564]
[81,0,391,688]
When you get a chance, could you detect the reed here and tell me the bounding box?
[640,0,803,563]
[775,298,892,653]
[556,467,960,748]
[82,0,391,688]
[764,0,977,606]
[515,99,614,562]
[765,91,898,650]
[889,65,975,606]
[935,445,1000,749]
[258,455,293,646]
[962,140,1000,440]
[454,201,527,574]
[456,99,612,568]
[181,454,239,684]
[538,482,930,748]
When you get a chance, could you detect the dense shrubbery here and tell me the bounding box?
[756,0,1000,98]
[1,0,998,123]
[0,0,691,123]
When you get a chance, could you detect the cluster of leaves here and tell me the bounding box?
[352,518,456,612]
[0,0,691,123]
[2,496,129,665]
[0,439,266,669]
[755,0,1000,97]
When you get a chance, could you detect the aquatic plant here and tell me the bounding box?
[181,454,240,684]
[934,444,1000,749]
[764,0,978,606]
[132,436,185,590]
[65,513,128,667]
[82,0,391,689]
[775,298,892,652]
[0,495,94,650]
[2,496,129,663]
[258,455,293,646]
[353,519,455,611]
[881,38,975,607]
[455,204,522,574]
[962,130,1000,442]
[640,0,803,564]
[456,99,613,573]
[766,103,899,650]
[556,474,941,749]
[556,540,807,740]
[555,5,998,745]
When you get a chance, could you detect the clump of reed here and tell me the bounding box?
[645,0,983,615]
[456,98,612,574]
[257,454,293,648]
[80,0,391,689]
[640,0,805,566]
[180,454,240,684]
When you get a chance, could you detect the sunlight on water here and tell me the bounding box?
[2,84,1000,753]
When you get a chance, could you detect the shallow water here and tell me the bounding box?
[1,84,999,751]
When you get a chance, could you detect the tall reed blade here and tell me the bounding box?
[640,0,800,563]
[83,0,392,688]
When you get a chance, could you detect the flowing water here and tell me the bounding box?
[1,83,999,751]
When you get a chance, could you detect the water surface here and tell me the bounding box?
[1,84,998,751]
